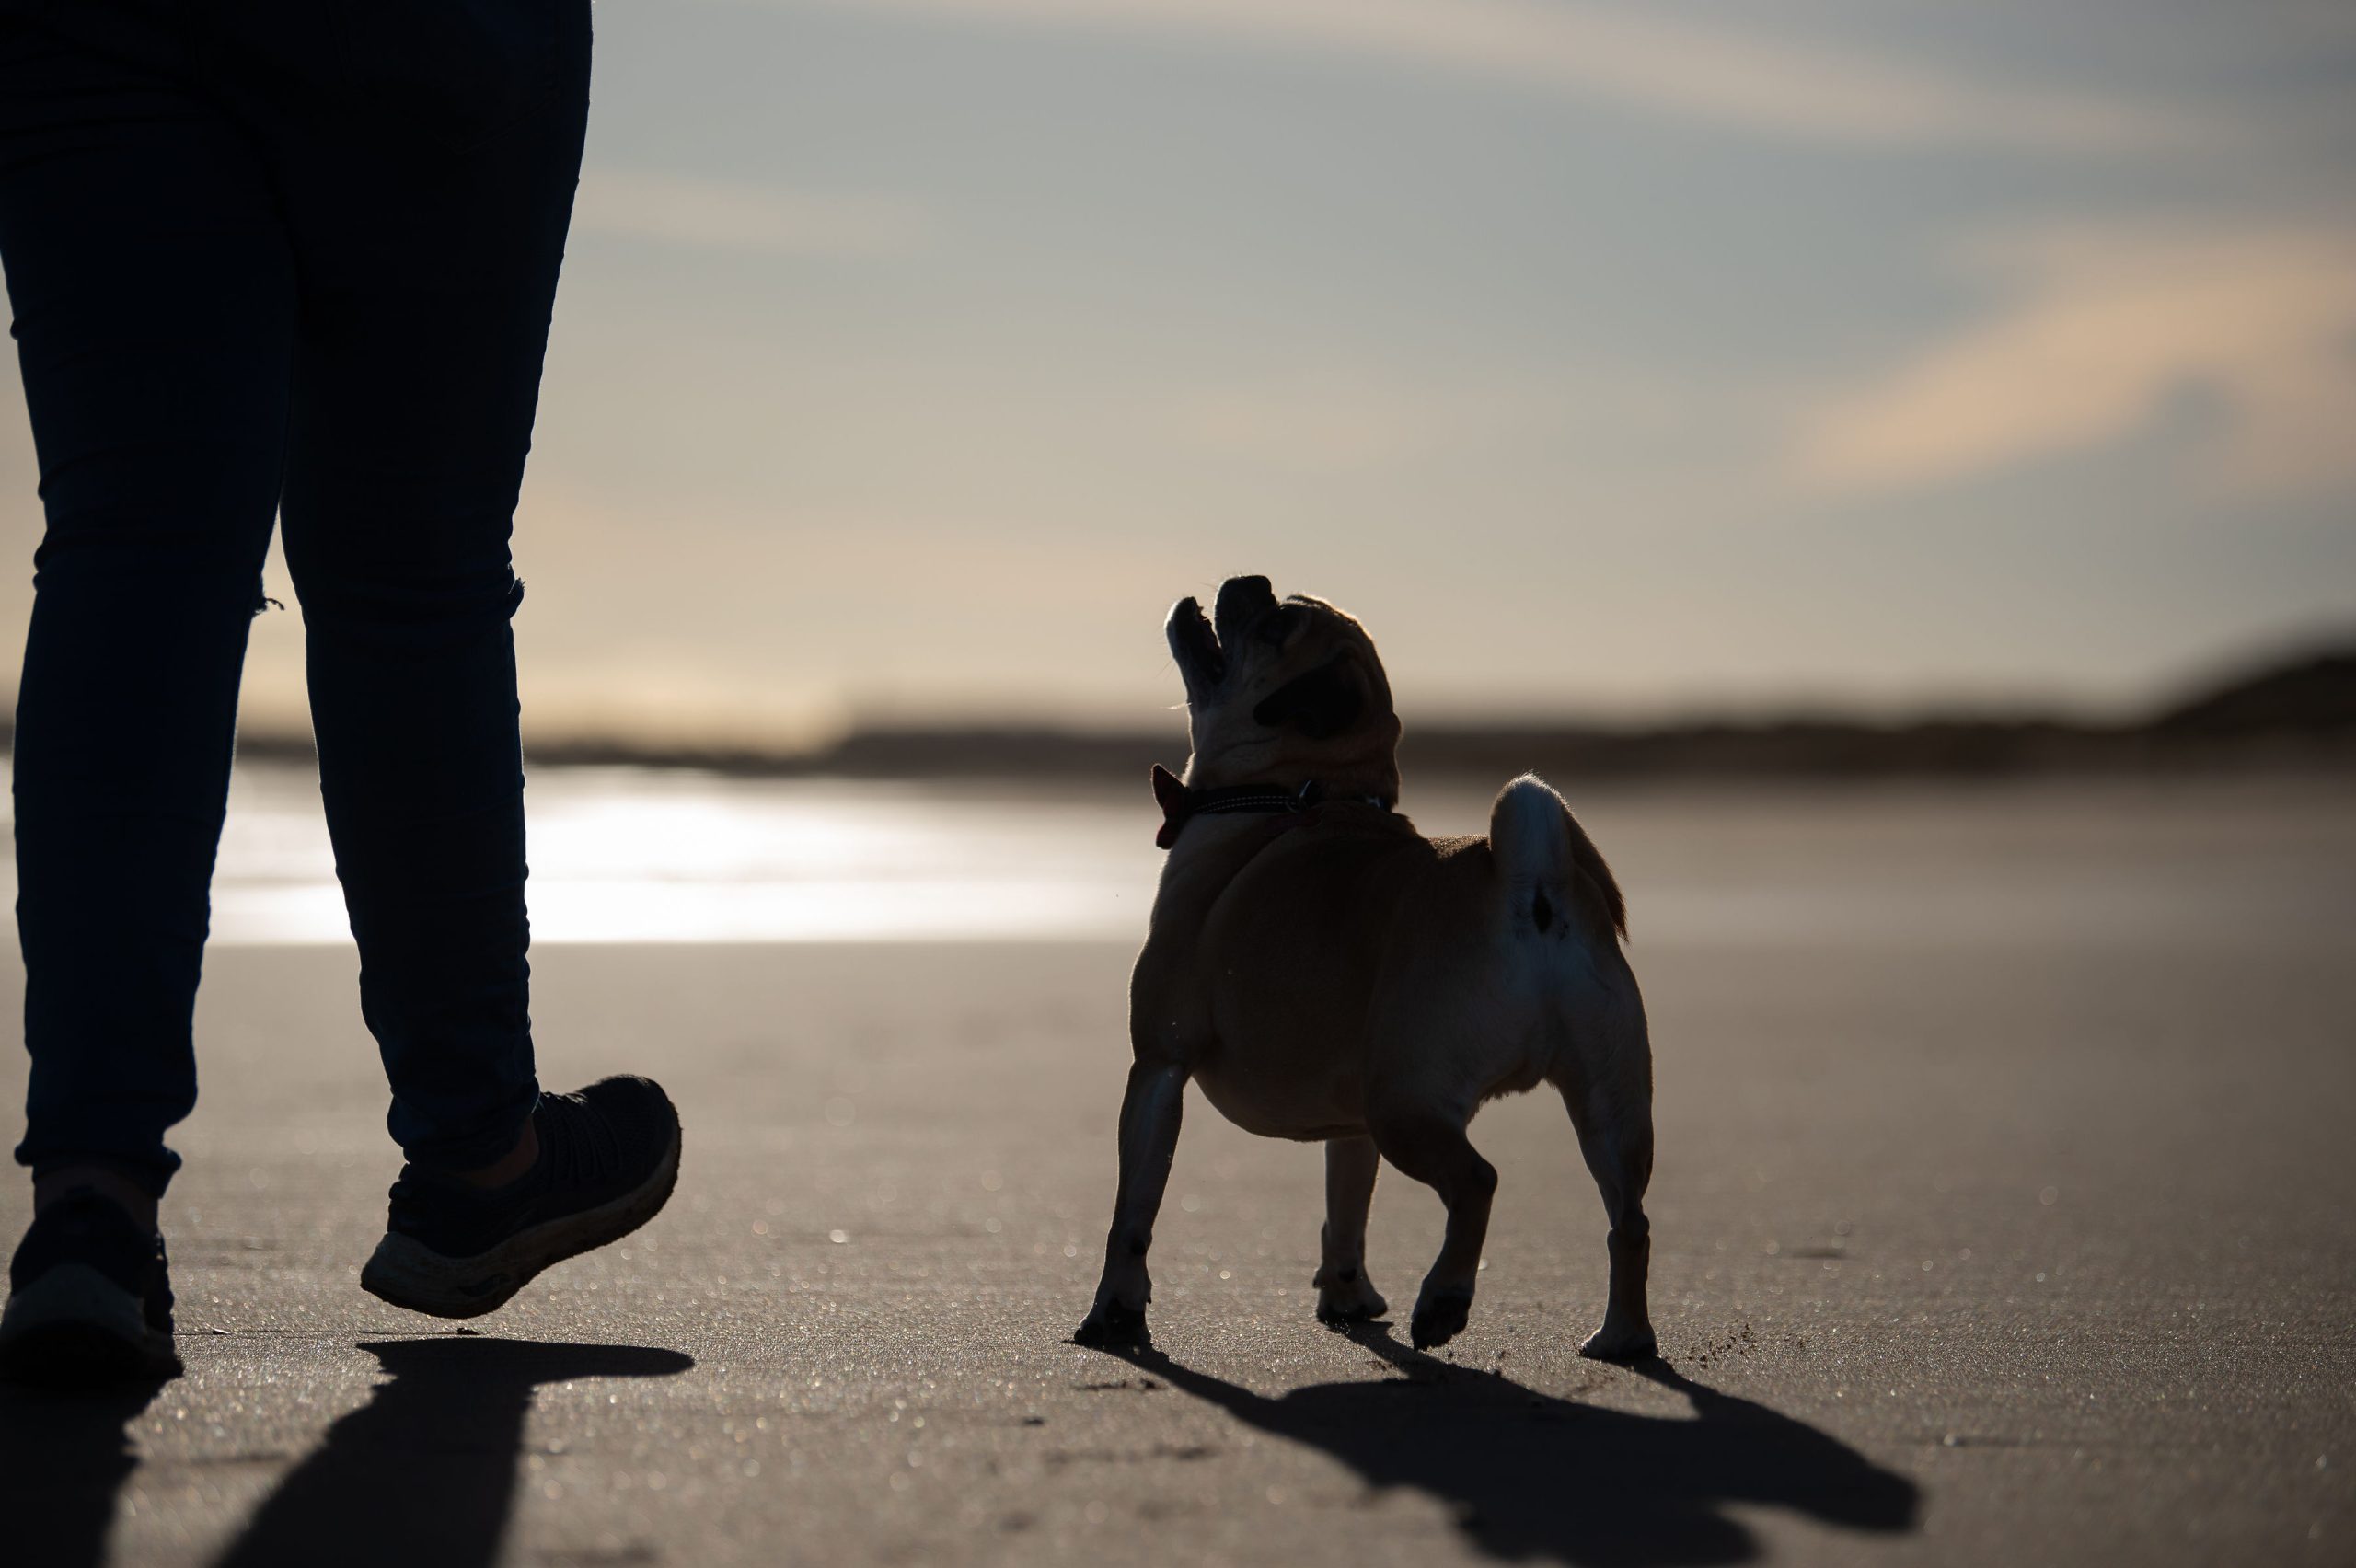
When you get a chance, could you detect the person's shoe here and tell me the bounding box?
[0,1189,182,1386]
[360,1076,681,1319]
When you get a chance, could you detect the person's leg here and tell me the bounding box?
[260,10,594,1176]
[0,18,294,1383]
[220,3,677,1320]
[0,21,294,1206]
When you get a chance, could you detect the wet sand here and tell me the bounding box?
[2,776,2352,1566]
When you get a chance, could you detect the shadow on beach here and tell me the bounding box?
[1097,1324,1919,1566]
[214,1337,693,1568]
[0,1378,164,1568]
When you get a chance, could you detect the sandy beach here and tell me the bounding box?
[3,771,2352,1566]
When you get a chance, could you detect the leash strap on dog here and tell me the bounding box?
[1150,765,1387,849]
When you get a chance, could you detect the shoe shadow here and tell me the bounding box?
[0,1379,165,1568]
[1099,1324,1919,1567]
[213,1337,693,1568]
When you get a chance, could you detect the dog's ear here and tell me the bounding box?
[1253,654,1365,739]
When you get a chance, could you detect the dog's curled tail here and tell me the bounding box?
[1489,773,1627,942]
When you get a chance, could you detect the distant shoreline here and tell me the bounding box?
[169,715,2356,788]
[501,714,2356,782]
[7,650,2350,783]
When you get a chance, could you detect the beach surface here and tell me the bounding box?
[2,773,2352,1567]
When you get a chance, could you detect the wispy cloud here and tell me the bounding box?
[1791,222,2356,496]
[785,0,2206,154]
[573,169,927,257]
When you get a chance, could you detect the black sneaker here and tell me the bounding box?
[360,1076,681,1319]
[0,1189,182,1386]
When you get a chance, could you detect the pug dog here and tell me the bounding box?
[1074,576,1656,1358]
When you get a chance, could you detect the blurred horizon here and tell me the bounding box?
[3,0,2351,751]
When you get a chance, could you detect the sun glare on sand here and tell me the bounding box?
[0,760,2341,950]
[199,766,1164,945]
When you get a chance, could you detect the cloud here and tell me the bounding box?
[572,169,927,257]
[1790,223,2356,496]
[784,0,2205,155]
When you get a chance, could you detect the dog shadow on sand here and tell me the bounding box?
[1094,1323,1919,1567]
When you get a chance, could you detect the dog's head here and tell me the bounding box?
[1166,575,1402,801]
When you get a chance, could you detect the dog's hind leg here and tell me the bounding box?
[1075,1061,1187,1346]
[1560,1061,1657,1361]
[1368,1107,1496,1351]
[1314,1136,1389,1323]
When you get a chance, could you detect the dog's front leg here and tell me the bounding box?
[1074,1059,1187,1345]
[1314,1136,1389,1323]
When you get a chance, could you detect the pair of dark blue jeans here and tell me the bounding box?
[0,3,591,1194]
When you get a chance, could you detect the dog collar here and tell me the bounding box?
[1150,764,1391,850]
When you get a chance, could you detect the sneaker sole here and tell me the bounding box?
[0,1262,181,1386]
[358,1125,682,1319]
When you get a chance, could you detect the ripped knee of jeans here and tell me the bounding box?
[294,570,526,648]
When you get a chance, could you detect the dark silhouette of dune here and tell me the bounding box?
[2151,649,2356,736]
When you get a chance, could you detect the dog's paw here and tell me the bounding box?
[1577,1320,1657,1362]
[1073,1300,1149,1348]
[1317,1291,1391,1326]
[1316,1286,1390,1325]
[1409,1288,1473,1350]
[1314,1263,1389,1324]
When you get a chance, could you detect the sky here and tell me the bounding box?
[3,0,2353,746]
